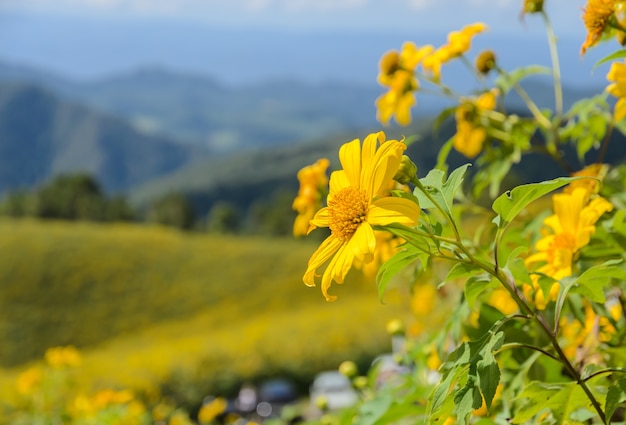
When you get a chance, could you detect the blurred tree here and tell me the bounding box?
[206,201,240,234]
[104,196,135,222]
[146,192,195,230]
[244,190,295,236]
[34,173,105,221]
[0,190,36,217]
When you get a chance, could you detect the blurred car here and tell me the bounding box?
[309,371,358,412]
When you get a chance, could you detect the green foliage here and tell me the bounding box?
[146,192,195,230]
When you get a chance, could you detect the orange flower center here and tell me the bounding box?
[328,187,368,241]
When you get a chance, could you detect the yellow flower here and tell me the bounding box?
[376,43,433,125]
[422,22,487,81]
[16,366,42,395]
[606,59,626,120]
[304,132,421,301]
[45,345,82,368]
[487,287,518,315]
[580,0,619,54]
[376,70,417,125]
[525,187,613,308]
[198,397,228,424]
[453,90,498,158]
[292,158,330,237]
[565,163,608,196]
[356,231,405,279]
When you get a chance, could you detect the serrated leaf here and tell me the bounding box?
[477,332,503,411]
[605,377,626,424]
[492,177,576,229]
[495,65,552,94]
[569,259,626,303]
[593,49,626,70]
[513,381,595,424]
[454,373,482,425]
[414,164,471,216]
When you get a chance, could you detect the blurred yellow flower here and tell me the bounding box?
[292,158,330,237]
[453,90,498,158]
[16,366,42,395]
[45,345,82,368]
[423,22,488,81]
[565,163,608,196]
[304,132,420,301]
[580,0,619,54]
[525,187,613,308]
[198,397,228,424]
[487,287,518,315]
[376,43,433,125]
[355,231,405,279]
[411,283,437,316]
[92,389,134,408]
[606,59,626,120]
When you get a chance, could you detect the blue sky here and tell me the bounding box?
[0,0,615,86]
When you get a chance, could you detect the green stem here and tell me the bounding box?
[496,342,560,362]
[496,67,552,129]
[542,11,563,116]
[582,367,626,383]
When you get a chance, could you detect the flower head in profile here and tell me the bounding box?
[525,187,613,308]
[606,59,626,120]
[422,22,487,81]
[292,158,330,237]
[580,0,620,54]
[303,132,421,301]
[453,89,498,158]
[376,43,433,126]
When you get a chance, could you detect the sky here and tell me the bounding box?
[0,0,615,86]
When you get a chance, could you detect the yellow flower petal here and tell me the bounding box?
[368,197,421,226]
[339,138,362,187]
[303,235,343,287]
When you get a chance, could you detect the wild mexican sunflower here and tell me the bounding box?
[303,132,421,301]
[422,22,488,81]
[606,58,626,120]
[453,89,498,158]
[376,43,434,126]
[580,0,620,54]
[292,158,330,237]
[525,187,613,309]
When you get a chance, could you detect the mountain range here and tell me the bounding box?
[0,58,617,218]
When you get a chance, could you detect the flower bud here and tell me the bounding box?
[338,360,358,378]
[523,0,543,14]
[386,318,405,336]
[353,376,369,389]
[475,50,496,75]
[393,155,418,185]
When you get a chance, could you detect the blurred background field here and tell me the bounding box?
[0,218,407,390]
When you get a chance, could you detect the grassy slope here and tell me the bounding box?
[0,219,408,398]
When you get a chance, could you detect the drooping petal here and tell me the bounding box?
[308,207,330,232]
[368,197,421,227]
[303,235,343,287]
[338,138,362,188]
[348,221,376,261]
[321,242,354,302]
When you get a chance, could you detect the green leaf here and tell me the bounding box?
[569,259,626,303]
[376,244,423,301]
[513,381,596,424]
[495,65,552,94]
[593,49,626,70]
[492,177,576,229]
[356,394,394,425]
[477,332,504,411]
[464,274,498,309]
[414,164,471,216]
[605,377,626,424]
[453,372,482,425]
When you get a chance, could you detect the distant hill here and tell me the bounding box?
[0,82,206,194]
[0,62,382,153]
